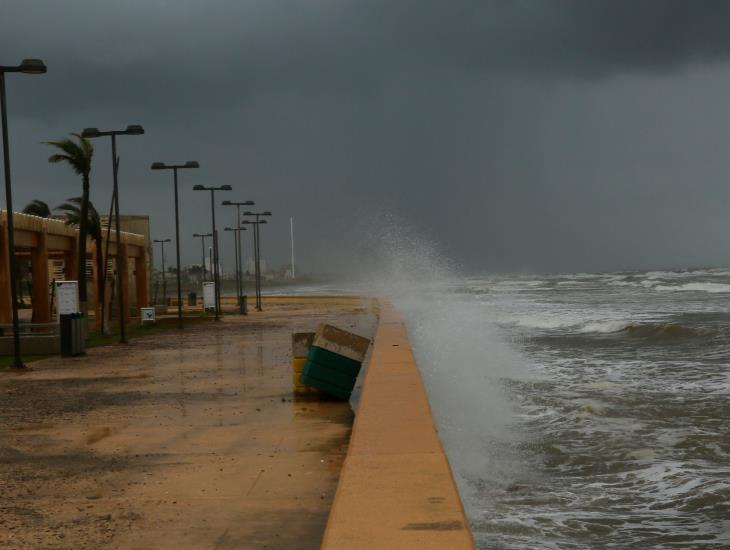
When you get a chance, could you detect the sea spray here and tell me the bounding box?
[352,217,535,517]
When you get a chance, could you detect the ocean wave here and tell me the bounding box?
[513,316,698,337]
[513,317,577,330]
[607,280,638,287]
[655,282,730,293]
[581,321,698,337]
[577,320,633,333]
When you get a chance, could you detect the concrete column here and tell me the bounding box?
[31,231,51,323]
[118,242,130,319]
[135,249,149,313]
[0,223,12,324]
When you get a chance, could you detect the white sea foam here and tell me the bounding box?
[655,282,730,293]
[577,320,632,333]
[608,280,638,287]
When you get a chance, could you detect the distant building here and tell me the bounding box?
[245,257,266,275]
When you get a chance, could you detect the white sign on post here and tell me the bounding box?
[140,307,156,324]
[55,281,80,318]
[203,282,216,310]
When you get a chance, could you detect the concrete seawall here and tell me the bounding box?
[322,300,475,549]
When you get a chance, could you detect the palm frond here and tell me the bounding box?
[44,135,93,176]
[22,199,51,218]
[47,153,73,164]
[55,198,101,238]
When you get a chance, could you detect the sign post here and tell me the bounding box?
[55,281,80,318]
[203,282,216,311]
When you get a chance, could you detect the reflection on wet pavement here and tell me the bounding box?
[0,297,375,549]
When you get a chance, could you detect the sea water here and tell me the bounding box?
[393,269,730,549]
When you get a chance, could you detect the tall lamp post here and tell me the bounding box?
[192,233,212,281]
[0,59,46,369]
[224,226,248,313]
[153,238,171,305]
[242,211,271,311]
[151,161,199,329]
[82,124,145,344]
[192,185,231,320]
[222,200,254,314]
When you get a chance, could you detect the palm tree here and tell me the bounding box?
[22,199,51,218]
[45,134,93,316]
[55,198,105,331]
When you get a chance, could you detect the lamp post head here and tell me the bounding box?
[243,211,254,216]
[259,220,268,225]
[243,201,255,206]
[124,125,145,135]
[192,233,201,237]
[151,162,165,170]
[240,220,252,225]
[262,211,272,216]
[220,185,232,191]
[19,59,47,74]
[224,227,233,232]
[81,127,101,138]
[221,200,232,206]
[192,185,205,191]
[184,161,199,168]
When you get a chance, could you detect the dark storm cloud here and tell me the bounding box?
[3,1,730,273]
[5,1,730,117]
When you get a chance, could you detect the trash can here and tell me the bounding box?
[188,292,197,306]
[239,295,247,315]
[60,313,86,357]
[299,324,370,400]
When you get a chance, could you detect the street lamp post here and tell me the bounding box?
[82,124,145,344]
[192,233,212,281]
[0,59,46,369]
[224,226,248,312]
[242,211,271,311]
[222,200,254,314]
[193,185,231,320]
[151,161,199,329]
[153,238,171,305]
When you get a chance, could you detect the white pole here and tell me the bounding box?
[290,217,295,279]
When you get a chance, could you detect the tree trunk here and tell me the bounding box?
[78,175,90,322]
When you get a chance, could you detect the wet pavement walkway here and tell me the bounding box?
[0,296,376,549]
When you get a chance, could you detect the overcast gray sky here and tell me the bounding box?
[3,1,730,274]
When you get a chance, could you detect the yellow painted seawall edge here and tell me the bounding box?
[322,300,475,549]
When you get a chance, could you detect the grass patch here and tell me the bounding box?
[0,315,214,370]
[86,315,212,349]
